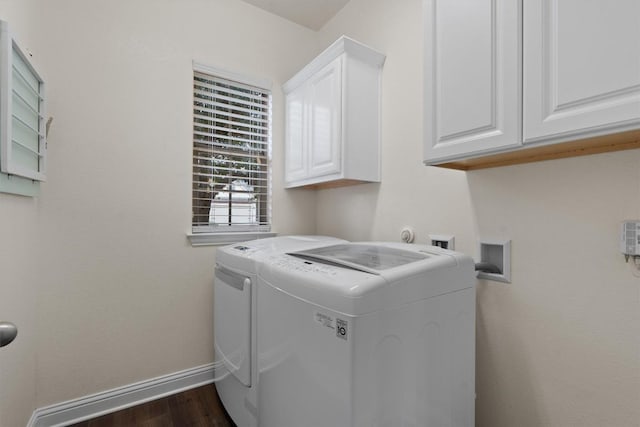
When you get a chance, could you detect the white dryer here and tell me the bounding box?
[214,236,346,427]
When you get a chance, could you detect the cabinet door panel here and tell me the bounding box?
[523,0,640,142]
[284,90,307,183]
[308,58,342,177]
[424,0,521,163]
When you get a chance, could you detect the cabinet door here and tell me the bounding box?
[423,0,521,163]
[523,0,640,143]
[307,57,342,178]
[284,88,307,183]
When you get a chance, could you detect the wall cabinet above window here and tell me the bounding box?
[284,36,385,189]
[0,20,47,182]
[423,0,640,170]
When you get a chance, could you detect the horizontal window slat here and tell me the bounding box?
[194,96,269,116]
[193,149,268,161]
[192,198,268,205]
[193,131,268,147]
[12,114,42,137]
[12,99,40,137]
[193,106,269,123]
[194,114,267,133]
[193,189,267,197]
[192,225,271,231]
[192,185,269,192]
[192,189,269,196]
[193,121,268,140]
[203,221,266,227]
[13,89,43,118]
[193,157,269,171]
[192,197,268,204]
[193,172,268,185]
[193,219,269,224]
[194,142,267,155]
[194,120,268,139]
[193,145,267,160]
[194,87,268,110]
[193,141,268,158]
[194,137,268,150]
[191,181,269,187]
[193,172,269,182]
[193,147,268,157]
[193,135,269,157]
[194,71,269,92]
[193,158,268,171]
[194,223,270,227]
[194,92,268,112]
[194,98,269,119]
[192,164,268,175]
[194,73,270,100]
[12,65,42,100]
[12,138,43,157]
[193,106,269,125]
[193,77,270,102]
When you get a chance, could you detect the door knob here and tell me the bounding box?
[0,321,18,348]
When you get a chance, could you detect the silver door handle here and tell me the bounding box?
[0,321,18,348]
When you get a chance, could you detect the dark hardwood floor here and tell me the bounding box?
[68,384,237,427]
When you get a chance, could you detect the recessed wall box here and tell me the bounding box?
[478,239,511,283]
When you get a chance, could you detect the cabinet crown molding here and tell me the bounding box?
[283,36,385,94]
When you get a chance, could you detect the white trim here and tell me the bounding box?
[192,60,272,91]
[283,36,386,94]
[187,231,277,246]
[28,364,216,427]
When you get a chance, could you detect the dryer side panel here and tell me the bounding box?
[214,265,252,387]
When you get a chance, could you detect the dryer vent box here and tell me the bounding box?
[478,240,511,283]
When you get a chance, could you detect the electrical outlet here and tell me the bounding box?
[429,234,455,250]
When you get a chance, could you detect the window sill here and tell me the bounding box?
[187,231,277,247]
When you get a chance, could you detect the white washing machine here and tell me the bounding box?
[214,235,346,427]
[215,238,476,427]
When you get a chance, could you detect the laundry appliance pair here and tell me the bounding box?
[214,235,475,427]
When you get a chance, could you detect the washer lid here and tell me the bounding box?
[262,242,474,315]
[216,235,347,273]
[290,243,429,274]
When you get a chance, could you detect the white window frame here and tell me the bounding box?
[0,20,47,182]
[188,61,276,246]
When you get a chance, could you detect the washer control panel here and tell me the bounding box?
[267,255,338,276]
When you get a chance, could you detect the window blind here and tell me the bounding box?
[192,71,271,233]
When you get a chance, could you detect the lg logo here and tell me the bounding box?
[336,318,348,340]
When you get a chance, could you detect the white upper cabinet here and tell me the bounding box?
[423,0,521,163]
[424,0,640,168]
[523,0,640,143]
[284,36,385,188]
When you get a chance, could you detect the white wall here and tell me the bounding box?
[0,2,40,426]
[0,198,38,427]
[22,0,318,410]
[317,0,640,426]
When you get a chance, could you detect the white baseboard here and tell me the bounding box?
[29,363,215,427]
